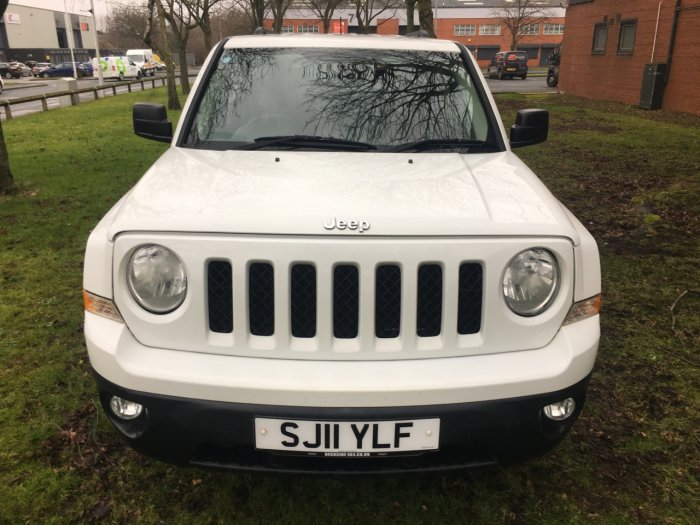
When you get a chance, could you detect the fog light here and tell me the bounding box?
[543,398,576,421]
[109,396,144,420]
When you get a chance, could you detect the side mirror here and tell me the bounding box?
[510,109,548,148]
[133,103,173,143]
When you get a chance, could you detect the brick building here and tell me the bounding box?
[265,1,565,68]
[560,0,700,115]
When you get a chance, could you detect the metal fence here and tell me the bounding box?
[0,76,170,120]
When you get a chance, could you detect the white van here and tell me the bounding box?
[94,56,142,81]
[126,49,157,77]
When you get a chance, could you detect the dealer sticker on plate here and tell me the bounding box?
[255,418,440,457]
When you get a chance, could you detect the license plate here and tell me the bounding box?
[255,418,440,457]
[507,67,517,71]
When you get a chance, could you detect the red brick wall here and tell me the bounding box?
[376,18,399,35]
[560,0,700,115]
[663,5,700,115]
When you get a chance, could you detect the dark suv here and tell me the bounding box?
[486,51,528,80]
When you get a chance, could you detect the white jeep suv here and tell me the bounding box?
[83,34,601,472]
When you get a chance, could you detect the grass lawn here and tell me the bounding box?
[0,89,698,524]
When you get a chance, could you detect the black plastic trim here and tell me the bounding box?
[93,370,592,473]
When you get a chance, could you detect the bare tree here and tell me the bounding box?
[307,0,347,34]
[417,0,433,37]
[160,0,198,94]
[495,0,551,50]
[231,0,268,32]
[269,0,294,33]
[353,0,401,34]
[103,3,151,50]
[186,0,226,51]
[405,0,416,33]
[0,0,13,194]
[146,0,181,109]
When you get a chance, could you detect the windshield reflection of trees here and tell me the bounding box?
[301,50,477,145]
[188,49,481,147]
[188,49,277,145]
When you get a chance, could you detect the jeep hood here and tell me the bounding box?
[106,148,579,243]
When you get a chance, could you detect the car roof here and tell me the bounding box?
[223,34,461,52]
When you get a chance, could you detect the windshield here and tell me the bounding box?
[128,54,145,63]
[185,47,495,151]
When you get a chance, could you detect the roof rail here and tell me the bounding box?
[253,27,274,35]
[405,30,434,39]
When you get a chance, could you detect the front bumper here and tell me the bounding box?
[95,371,591,473]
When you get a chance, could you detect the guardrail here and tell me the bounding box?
[0,76,169,120]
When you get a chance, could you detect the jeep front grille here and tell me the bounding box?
[207,260,482,341]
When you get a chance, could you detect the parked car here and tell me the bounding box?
[84,34,601,472]
[0,62,22,79]
[9,62,32,77]
[93,56,142,81]
[35,62,89,78]
[31,62,52,76]
[81,61,94,76]
[546,43,562,87]
[486,51,529,80]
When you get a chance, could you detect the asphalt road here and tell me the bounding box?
[0,72,556,120]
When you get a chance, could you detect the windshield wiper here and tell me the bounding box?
[389,138,495,153]
[238,135,377,151]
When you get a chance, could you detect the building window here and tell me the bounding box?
[479,24,501,36]
[454,24,476,36]
[281,25,294,33]
[618,20,637,55]
[544,23,564,35]
[298,25,319,34]
[522,24,540,36]
[592,23,608,54]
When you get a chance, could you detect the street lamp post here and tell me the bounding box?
[63,0,78,79]
[90,0,104,85]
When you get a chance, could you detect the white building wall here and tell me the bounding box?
[4,5,58,48]
[4,3,98,51]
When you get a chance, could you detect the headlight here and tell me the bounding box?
[127,244,187,313]
[502,248,559,316]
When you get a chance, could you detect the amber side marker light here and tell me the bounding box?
[563,294,602,326]
[83,290,124,323]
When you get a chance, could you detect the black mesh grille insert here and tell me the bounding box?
[416,264,443,337]
[375,265,401,338]
[207,261,233,333]
[458,263,483,335]
[291,264,317,338]
[333,265,359,339]
[248,263,274,336]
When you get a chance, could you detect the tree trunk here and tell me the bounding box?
[156,1,180,110]
[322,18,330,34]
[202,10,213,51]
[0,119,14,194]
[0,0,14,194]
[417,0,435,37]
[178,41,190,95]
[406,0,416,33]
